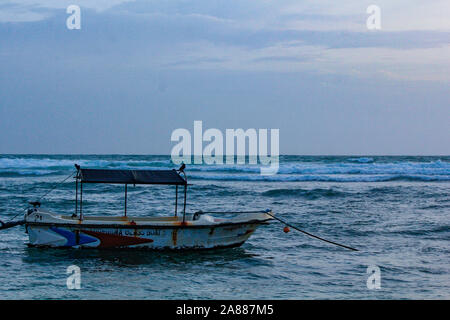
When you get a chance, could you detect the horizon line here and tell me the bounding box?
[0,153,449,157]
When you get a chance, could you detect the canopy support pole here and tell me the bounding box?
[75,176,78,216]
[182,184,187,223]
[79,182,83,221]
[124,184,127,217]
[175,185,178,216]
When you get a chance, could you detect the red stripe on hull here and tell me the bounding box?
[82,230,154,248]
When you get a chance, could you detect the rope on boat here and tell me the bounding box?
[197,210,358,252]
[5,170,77,222]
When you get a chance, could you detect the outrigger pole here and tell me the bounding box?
[195,209,359,251]
[0,219,25,230]
[265,211,358,251]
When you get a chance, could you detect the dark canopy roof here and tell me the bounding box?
[78,168,186,185]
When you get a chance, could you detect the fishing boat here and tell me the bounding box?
[19,164,273,250]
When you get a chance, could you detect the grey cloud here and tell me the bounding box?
[165,57,227,67]
[0,1,449,155]
[252,56,313,63]
[1,8,448,56]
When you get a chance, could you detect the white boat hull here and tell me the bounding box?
[25,209,272,250]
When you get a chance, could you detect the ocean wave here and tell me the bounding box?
[0,157,449,180]
[390,225,450,236]
[186,160,450,176]
[189,173,450,182]
[262,188,347,199]
[347,157,374,163]
[0,170,60,177]
[0,157,173,171]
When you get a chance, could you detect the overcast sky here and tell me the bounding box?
[0,0,449,155]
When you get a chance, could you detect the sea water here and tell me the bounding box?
[0,155,448,299]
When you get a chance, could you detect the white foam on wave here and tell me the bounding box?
[189,173,450,182]
[187,160,450,176]
[0,157,449,180]
[347,157,374,163]
[0,157,172,170]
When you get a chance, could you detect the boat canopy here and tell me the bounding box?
[74,164,188,221]
[78,168,187,185]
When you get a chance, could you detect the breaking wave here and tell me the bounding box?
[262,188,347,199]
[347,157,374,163]
[188,173,450,182]
[0,156,448,182]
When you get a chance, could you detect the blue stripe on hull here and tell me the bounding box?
[50,227,98,247]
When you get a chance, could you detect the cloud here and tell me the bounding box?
[252,56,312,63]
[0,0,135,22]
[0,0,449,82]
[3,0,450,31]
